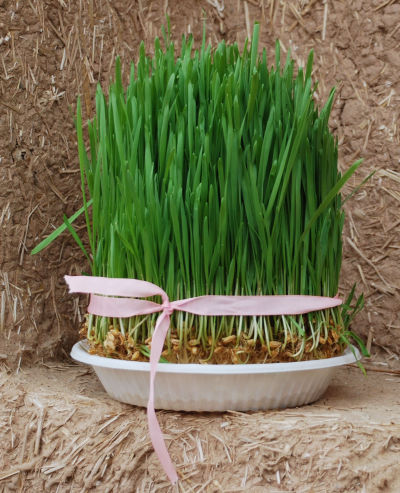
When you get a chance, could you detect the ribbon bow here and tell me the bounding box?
[65,275,342,484]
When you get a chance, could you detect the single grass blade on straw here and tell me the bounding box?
[31,200,93,255]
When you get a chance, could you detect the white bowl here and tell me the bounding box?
[71,340,360,412]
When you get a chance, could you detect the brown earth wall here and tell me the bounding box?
[1,0,400,368]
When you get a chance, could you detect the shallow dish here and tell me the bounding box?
[71,340,361,412]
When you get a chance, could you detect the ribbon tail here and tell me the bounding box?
[147,310,179,484]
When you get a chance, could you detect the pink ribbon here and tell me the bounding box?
[65,275,342,484]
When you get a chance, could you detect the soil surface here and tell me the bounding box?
[1,359,399,492]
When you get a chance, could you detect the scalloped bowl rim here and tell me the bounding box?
[71,340,361,374]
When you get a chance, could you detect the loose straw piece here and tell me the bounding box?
[322,0,328,41]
